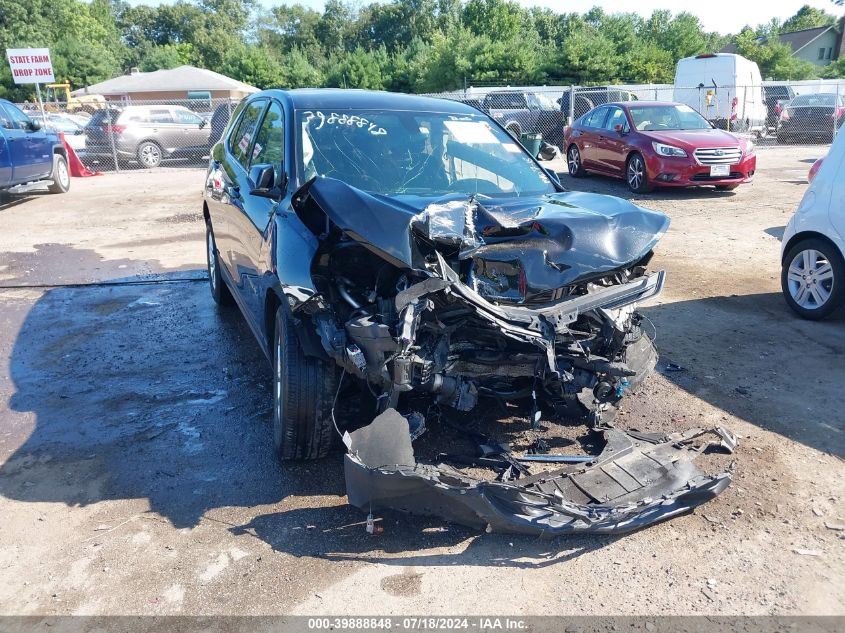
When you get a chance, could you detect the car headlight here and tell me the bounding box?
[652,142,687,157]
[745,139,755,155]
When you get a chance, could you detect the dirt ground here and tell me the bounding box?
[0,147,842,616]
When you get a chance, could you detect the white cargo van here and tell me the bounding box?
[674,53,767,135]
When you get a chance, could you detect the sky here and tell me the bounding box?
[125,0,842,35]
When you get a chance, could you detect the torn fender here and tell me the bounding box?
[344,409,735,535]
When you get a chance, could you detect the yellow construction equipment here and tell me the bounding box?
[43,82,106,114]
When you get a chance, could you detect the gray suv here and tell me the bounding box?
[84,105,210,168]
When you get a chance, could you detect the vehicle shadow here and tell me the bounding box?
[642,292,844,458]
[555,171,740,201]
[0,244,321,530]
[229,506,614,568]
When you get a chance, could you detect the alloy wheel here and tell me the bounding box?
[140,144,161,167]
[568,147,580,174]
[786,249,834,310]
[207,231,217,293]
[628,156,644,190]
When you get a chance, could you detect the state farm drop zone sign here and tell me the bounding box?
[6,48,55,84]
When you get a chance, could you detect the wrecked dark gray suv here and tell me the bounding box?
[203,89,735,535]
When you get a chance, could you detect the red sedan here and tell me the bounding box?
[563,101,756,193]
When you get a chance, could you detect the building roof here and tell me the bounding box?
[72,65,259,96]
[720,24,838,56]
[780,25,837,53]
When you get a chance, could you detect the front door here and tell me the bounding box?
[595,106,630,174]
[1,103,44,181]
[228,99,286,338]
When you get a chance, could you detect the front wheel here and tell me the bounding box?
[626,153,653,193]
[781,238,845,320]
[273,306,339,461]
[47,154,70,194]
[567,145,586,177]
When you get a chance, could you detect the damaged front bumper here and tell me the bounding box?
[344,409,736,535]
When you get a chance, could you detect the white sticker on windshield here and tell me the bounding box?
[444,120,499,145]
[677,104,695,113]
[503,142,522,153]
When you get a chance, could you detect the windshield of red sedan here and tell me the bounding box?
[296,109,556,197]
[629,105,711,131]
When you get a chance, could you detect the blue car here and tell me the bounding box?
[0,99,70,194]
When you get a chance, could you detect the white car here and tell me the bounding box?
[781,132,845,320]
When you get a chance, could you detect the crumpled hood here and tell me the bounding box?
[297,177,670,292]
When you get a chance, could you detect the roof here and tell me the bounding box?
[71,65,259,96]
[721,25,839,56]
[265,88,480,114]
[780,25,837,54]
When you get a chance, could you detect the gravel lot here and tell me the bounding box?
[0,146,842,616]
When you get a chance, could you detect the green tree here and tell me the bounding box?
[324,46,388,89]
[219,44,285,88]
[734,29,817,79]
[782,5,837,32]
[140,44,193,71]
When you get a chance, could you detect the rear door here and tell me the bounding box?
[578,106,609,169]
[146,107,182,154]
[594,106,630,173]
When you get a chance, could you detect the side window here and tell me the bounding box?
[249,101,284,172]
[585,107,608,128]
[0,105,12,129]
[228,100,266,168]
[149,109,175,124]
[604,107,628,132]
[175,109,204,125]
[3,103,32,130]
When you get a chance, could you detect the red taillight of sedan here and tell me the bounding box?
[101,124,126,134]
[808,158,824,183]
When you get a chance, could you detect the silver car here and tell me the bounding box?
[84,105,210,168]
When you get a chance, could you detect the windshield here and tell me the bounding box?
[792,94,837,107]
[629,104,711,131]
[296,109,556,198]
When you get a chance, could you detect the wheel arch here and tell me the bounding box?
[264,287,329,362]
[782,231,845,264]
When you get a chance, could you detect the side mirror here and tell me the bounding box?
[28,119,42,131]
[249,163,281,198]
[614,123,626,135]
[199,119,207,129]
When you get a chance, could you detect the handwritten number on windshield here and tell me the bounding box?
[302,111,386,136]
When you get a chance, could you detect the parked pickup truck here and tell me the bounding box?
[0,99,70,194]
[482,90,564,149]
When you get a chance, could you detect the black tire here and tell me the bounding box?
[272,306,339,461]
[206,223,233,306]
[716,184,739,191]
[567,144,587,177]
[626,153,653,193]
[781,238,845,321]
[137,141,162,168]
[47,154,70,194]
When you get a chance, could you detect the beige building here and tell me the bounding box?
[71,65,258,103]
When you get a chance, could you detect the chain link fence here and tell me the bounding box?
[16,97,240,172]
[14,80,845,174]
[425,80,845,157]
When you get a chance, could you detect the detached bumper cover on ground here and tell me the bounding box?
[344,409,736,535]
